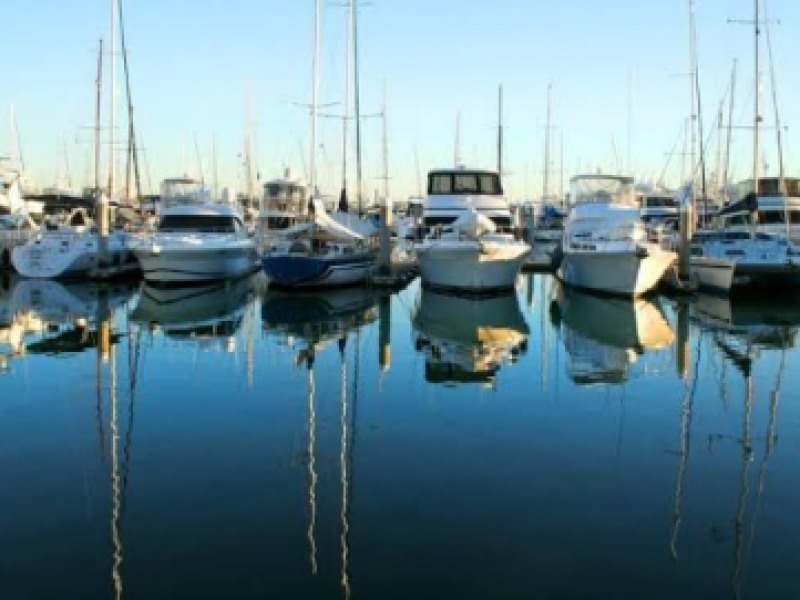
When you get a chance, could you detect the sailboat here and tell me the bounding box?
[689,0,800,291]
[260,0,376,289]
[12,2,139,280]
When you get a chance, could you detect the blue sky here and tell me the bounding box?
[3,0,799,200]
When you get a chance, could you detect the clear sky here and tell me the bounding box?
[3,0,799,200]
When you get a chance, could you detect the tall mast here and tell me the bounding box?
[118,0,141,202]
[381,83,389,202]
[94,39,104,196]
[753,0,761,193]
[454,111,462,168]
[108,0,117,199]
[353,0,364,215]
[497,84,503,176]
[688,0,698,191]
[543,83,552,199]
[309,0,321,201]
[340,0,353,206]
[723,60,737,203]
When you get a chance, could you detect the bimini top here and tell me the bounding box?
[570,174,636,207]
[427,168,503,196]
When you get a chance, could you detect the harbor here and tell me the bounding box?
[3,0,800,597]
[2,273,800,599]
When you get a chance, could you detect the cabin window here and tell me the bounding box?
[454,173,479,193]
[758,211,786,225]
[480,174,502,195]
[424,216,457,227]
[429,174,453,194]
[159,215,237,233]
[490,216,513,229]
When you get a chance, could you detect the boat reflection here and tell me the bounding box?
[262,287,377,597]
[262,287,378,354]
[1,276,136,365]
[412,289,529,386]
[130,276,256,345]
[671,293,798,597]
[550,284,674,385]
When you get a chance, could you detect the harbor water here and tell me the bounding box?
[1,272,799,599]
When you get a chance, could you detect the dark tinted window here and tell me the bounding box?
[159,215,238,233]
[429,174,452,194]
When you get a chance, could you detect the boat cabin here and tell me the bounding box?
[423,168,513,232]
[638,193,678,227]
[261,173,309,230]
[720,178,800,229]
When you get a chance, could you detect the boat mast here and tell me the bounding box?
[108,0,117,199]
[353,0,364,215]
[94,39,104,197]
[454,111,462,168]
[763,2,788,236]
[543,83,552,200]
[340,0,353,209]
[723,60,737,204]
[381,83,389,202]
[118,0,141,203]
[309,0,321,204]
[753,0,761,199]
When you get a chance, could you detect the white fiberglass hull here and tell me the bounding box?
[417,239,529,293]
[12,233,138,279]
[559,247,676,296]
[134,242,258,283]
[690,257,735,293]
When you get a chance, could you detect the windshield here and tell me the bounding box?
[159,215,239,233]
[571,177,635,206]
[428,172,503,195]
[644,196,676,208]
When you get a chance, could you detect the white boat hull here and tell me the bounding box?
[690,257,735,293]
[134,244,258,283]
[559,247,676,296]
[12,233,138,279]
[417,240,529,293]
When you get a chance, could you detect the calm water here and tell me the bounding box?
[1,272,800,599]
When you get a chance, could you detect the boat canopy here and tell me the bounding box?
[160,178,213,209]
[570,175,635,207]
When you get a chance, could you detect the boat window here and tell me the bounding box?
[758,211,786,224]
[265,184,282,198]
[424,216,457,227]
[790,212,800,224]
[726,214,751,226]
[429,174,453,194]
[489,216,513,229]
[159,215,237,233]
[480,174,502,195]
[454,173,479,193]
[645,196,676,208]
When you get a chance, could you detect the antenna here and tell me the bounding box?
[454,110,462,168]
[497,84,504,176]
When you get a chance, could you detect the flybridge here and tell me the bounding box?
[427,169,503,196]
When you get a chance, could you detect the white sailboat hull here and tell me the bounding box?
[12,232,138,279]
[690,257,735,293]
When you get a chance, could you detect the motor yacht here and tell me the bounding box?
[559,175,676,296]
[415,168,530,294]
[131,178,258,283]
